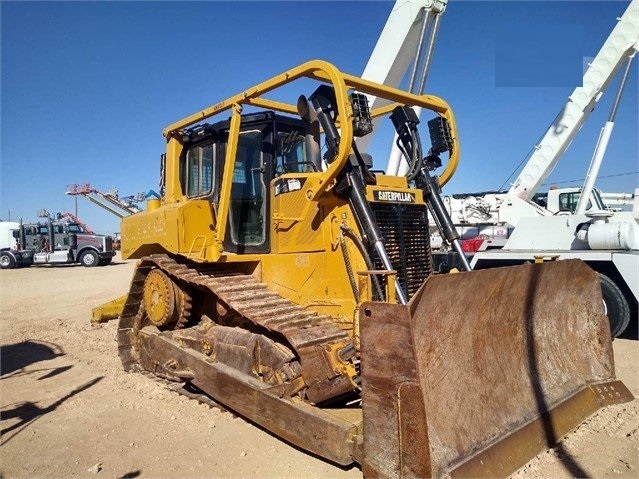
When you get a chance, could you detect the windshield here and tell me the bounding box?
[67,224,86,233]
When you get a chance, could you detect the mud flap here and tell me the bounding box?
[359,259,633,478]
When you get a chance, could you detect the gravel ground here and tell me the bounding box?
[1,255,637,478]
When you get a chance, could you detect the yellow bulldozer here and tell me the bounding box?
[96,60,632,478]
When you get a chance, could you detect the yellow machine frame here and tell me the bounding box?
[121,60,459,324]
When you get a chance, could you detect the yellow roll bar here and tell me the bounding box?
[163,59,459,190]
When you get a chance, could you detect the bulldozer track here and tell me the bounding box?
[117,254,352,382]
[139,370,231,412]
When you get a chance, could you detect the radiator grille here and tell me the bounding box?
[370,202,433,300]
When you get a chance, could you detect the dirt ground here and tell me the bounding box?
[1,255,637,479]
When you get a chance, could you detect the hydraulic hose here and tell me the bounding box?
[341,224,385,302]
[339,230,360,303]
[390,105,471,272]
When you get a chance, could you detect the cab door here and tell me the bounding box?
[225,128,270,253]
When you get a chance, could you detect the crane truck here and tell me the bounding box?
[453,0,639,338]
[350,0,638,339]
[95,60,632,478]
[374,0,639,336]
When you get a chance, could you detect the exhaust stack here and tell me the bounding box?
[296,95,322,171]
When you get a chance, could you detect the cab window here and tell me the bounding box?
[184,144,214,198]
[275,130,308,175]
[558,192,590,212]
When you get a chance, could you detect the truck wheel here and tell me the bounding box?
[0,253,15,269]
[599,273,630,338]
[80,250,99,267]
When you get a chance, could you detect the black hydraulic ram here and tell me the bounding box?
[305,86,409,305]
[390,105,472,272]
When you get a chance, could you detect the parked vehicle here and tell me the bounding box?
[0,222,34,268]
[0,219,116,269]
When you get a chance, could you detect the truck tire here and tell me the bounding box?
[599,273,630,338]
[80,250,99,267]
[0,253,16,269]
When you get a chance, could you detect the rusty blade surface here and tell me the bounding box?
[360,303,430,479]
[360,259,633,478]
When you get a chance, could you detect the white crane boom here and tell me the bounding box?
[357,0,447,173]
[507,0,638,201]
[361,0,444,96]
[575,53,636,214]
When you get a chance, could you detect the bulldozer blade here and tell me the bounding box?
[359,259,633,478]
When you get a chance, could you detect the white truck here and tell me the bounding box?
[0,222,34,268]
[441,186,639,244]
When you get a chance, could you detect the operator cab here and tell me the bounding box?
[179,112,307,254]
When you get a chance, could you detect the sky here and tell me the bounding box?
[1,0,637,235]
